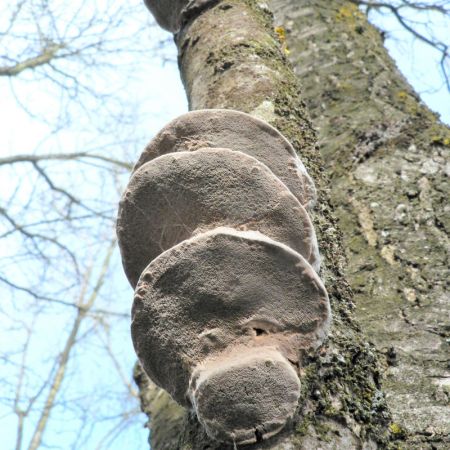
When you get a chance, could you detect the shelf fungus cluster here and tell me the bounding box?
[117,109,330,445]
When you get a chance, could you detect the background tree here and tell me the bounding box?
[271,1,449,447]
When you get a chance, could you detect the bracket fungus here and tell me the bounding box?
[134,109,317,208]
[117,110,331,445]
[117,147,319,287]
[132,228,330,444]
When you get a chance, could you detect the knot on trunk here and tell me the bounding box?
[144,0,221,32]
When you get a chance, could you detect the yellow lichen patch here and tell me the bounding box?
[389,423,403,435]
[274,26,290,55]
[395,90,421,115]
[336,3,364,23]
[427,122,450,147]
[274,26,286,40]
[431,135,450,147]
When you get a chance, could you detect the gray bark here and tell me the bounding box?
[266,1,449,448]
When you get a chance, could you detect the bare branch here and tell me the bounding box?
[0,207,80,268]
[0,152,132,170]
[353,0,450,90]
[0,274,128,318]
[0,44,66,76]
[27,239,116,450]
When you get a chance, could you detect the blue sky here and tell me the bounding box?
[0,2,187,448]
[368,4,450,124]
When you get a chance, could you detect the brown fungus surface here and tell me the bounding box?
[117,148,319,287]
[134,109,317,208]
[131,228,330,412]
[189,348,301,445]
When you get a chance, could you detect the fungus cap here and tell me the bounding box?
[189,347,301,444]
[134,109,317,207]
[131,228,330,405]
[117,148,319,287]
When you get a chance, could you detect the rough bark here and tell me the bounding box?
[134,1,402,449]
[265,1,449,448]
[134,363,185,450]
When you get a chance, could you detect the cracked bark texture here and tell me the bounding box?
[266,1,449,448]
[134,1,402,449]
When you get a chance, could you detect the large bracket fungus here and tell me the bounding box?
[117,147,319,287]
[117,110,330,445]
[132,228,330,444]
[134,109,317,208]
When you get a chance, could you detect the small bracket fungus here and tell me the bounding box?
[131,229,330,445]
[117,110,330,445]
[117,147,319,287]
[134,109,317,208]
[189,347,301,444]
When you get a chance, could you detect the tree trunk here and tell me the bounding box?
[133,1,402,449]
[265,1,449,448]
